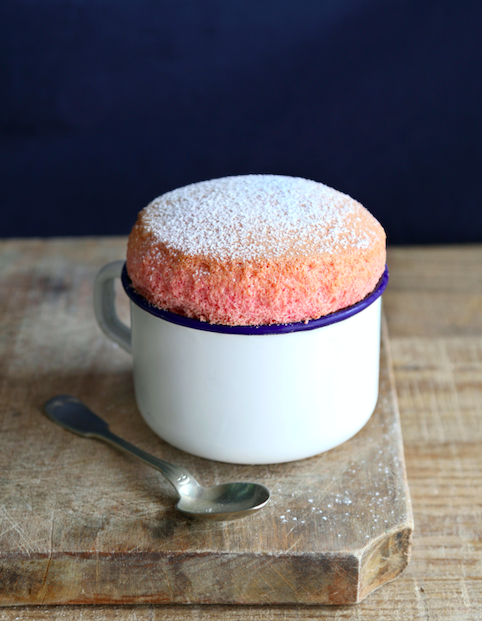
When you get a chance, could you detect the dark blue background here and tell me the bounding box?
[1,0,481,243]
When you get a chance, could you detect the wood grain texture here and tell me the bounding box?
[2,242,481,620]
[385,245,482,621]
[1,574,482,621]
[0,238,412,607]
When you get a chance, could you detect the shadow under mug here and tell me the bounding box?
[94,261,388,464]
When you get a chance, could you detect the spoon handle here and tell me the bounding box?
[44,395,196,493]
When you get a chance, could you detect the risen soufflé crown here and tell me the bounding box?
[126,175,386,326]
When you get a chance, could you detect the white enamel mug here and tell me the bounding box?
[94,261,388,464]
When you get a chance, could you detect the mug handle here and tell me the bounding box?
[93,261,132,354]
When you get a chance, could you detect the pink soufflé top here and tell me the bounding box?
[126,175,386,326]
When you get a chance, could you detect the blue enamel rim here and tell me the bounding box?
[121,263,388,335]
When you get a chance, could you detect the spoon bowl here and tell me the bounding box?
[44,395,270,521]
[175,481,271,520]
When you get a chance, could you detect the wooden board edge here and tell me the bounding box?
[355,313,414,603]
[357,524,413,602]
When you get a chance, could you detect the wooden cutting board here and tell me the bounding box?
[0,239,413,606]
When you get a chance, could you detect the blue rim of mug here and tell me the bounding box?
[121,263,388,335]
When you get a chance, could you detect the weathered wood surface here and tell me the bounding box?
[3,242,482,620]
[0,238,412,608]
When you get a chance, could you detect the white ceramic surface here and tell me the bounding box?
[94,260,384,464]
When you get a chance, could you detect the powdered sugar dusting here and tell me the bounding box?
[141,175,376,260]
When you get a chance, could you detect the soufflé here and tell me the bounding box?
[126,175,386,326]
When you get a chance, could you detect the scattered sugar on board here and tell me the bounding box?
[273,445,408,536]
[142,175,376,260]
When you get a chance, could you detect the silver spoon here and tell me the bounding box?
[44,395,270,521]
